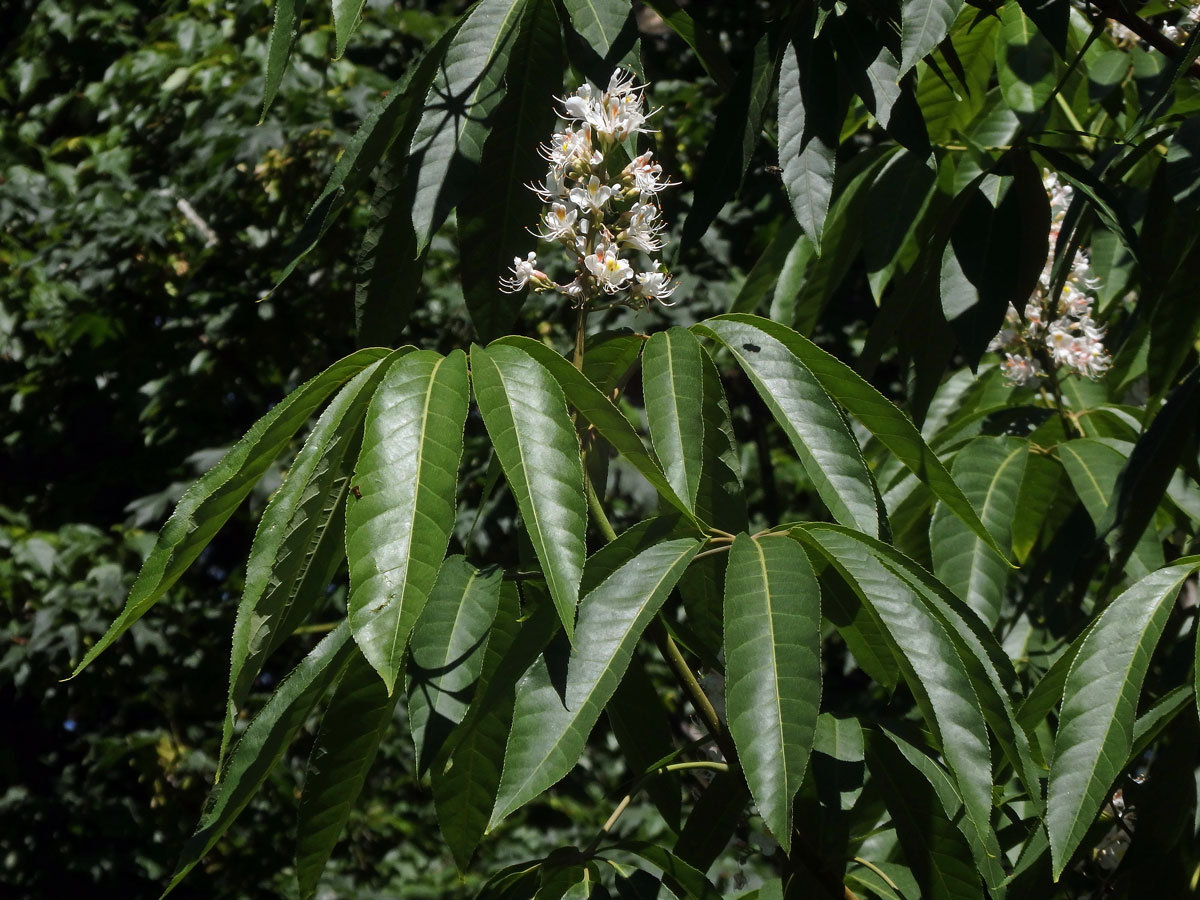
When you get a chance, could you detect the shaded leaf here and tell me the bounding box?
[262,0,306,119]
[643,328,707,513]
[900,0,965,75]
[166,623,357,895]
[295,647,399,898]
[778,33,838,251]
[332,0,366,59]
[490,538,700,825]
[407,556,503,773]
[996,3,1056,116]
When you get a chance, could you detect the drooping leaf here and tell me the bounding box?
[729,218,804,315]
[900,0,965,76]
[996,3,1057,117]
[916,10,1000,144]
[459,0,562,341]
[295,647,400,899]
[561,0,634,65]
[1047,560,1200,877]
[692,319,881,536]
[941,167,1048,369]
[1010,451,1063,563]
[491,336,699,527]
[70,348,390,679]
[407,556,503,773]
[224,349,410,760]
[166,623,357,895]
[1057,438,1165,579]
[865,731,984,900]
[683,29,782,247]
[694,345,747,533]
[346,350,470,693]
[863,148,938,299]
[930,436,1028,627]
[723,533,821,852]
[778,33,839,251]
[582,329,643,395]
[695,315,1006,559]
[604,840,724,900]
[262,0,306,119]
[332,0,367,59]
[643,328,707,513]
[409,0,528,252]
[673,771,750,872]
[277,21,462,288]
[638,0,735,89]
[800,528,1004,890]
[471,343,589,638]
[489,538,700,825]
[433,584,558,870]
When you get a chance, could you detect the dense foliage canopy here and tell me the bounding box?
[5,1,1200,899]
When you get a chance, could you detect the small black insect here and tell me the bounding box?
[743,342,761,353]
[351,485,363,500]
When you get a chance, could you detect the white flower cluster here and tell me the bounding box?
[1100,0,1200,45]
[499,70,678,309]
[988,171,1111,386]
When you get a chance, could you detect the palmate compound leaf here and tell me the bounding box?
[432,583,558,871]
[70,348,391,680]
[295,646,400,899]
[407,556,504,773]
[166,622,358,895]
[691,318,881,537]
[472,343,589,639]
[1047,558,1200,877]
[798,527,1007,892]
[492,336,700,528]
[488,538,701,826]
[723,533,821,852]
[223,348,414,763]
[929,436,1028,628]
[696,315,1008,561]
[643,327,707,514]
[346,350,470,694]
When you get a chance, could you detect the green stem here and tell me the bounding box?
[585,472,619,543]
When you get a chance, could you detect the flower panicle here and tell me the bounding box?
[499,68,680,312]
[988,170,1111,386]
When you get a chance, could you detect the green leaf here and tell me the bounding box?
[638,0,735,89]
[865,731,984,900]
[800,528,1003,890]
[1057,438,1165,579]
[900,0,965,75]
[433,584,558,870]
[697,315,1007,560]
[1011,451,1063,563]
[723,534,821,852]
[692,319,880,536]
[489,538,700,825]
[276,21,461,288]
[582,329,643,395]
[916,11,1000,144]
[604,841,724,900]
[930,437,1027,627]
[672,771,750,871]
[561,0,633,63]
[70,348,389,679]
[729,219,804,315]
[224,349,409,761]
[1047,560,1200,877]
[778,34,838,251]
[346,350,470,693]
[491,336,699,528]
[472,343,589,638]
[262,0,305,119]
[407,556,503,773]
[643,328,706,513]
[694,345,747,533]
[409,0,527,252]
[295,647,399,899]
[683,29,781,247]
[354,152,424,349]
[331,0,366,59]
[996,3,1056,116]
[459,0,562,341]
[166,622,356,895]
